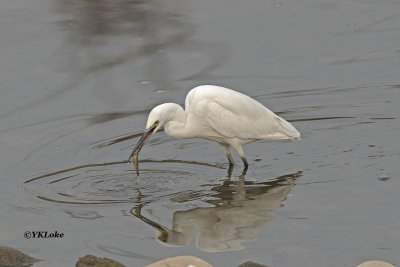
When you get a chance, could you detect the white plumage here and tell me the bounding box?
[130,85,300,172]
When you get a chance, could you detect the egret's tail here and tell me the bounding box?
[275,116,301,140]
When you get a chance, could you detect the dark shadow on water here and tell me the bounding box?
[254,83,400,99]
[337,12,400,36]
[90,127,164,149]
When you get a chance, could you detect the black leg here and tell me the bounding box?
[219,143,234,166]
[227,164,233,178]
[241,156,249,168]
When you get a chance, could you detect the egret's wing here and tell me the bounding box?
[185,85,299,140]
[205,91,299,140]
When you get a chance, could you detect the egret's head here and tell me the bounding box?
[145,104,168,133]
[145,103,184,132]
[128,104,174,168]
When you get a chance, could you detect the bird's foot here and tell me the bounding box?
[242,165,248,176]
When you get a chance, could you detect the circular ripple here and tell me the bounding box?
[23,160,225,205]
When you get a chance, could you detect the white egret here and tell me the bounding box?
[129,85,300,175]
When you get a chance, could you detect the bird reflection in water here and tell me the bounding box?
[132,170,302,252]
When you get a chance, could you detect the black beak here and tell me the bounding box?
[128,125,157,163]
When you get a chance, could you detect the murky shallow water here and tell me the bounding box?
[1,0,400,266]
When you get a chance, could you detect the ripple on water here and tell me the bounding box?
[23,160,225,205]
[23,159,303,252]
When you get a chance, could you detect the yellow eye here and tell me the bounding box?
[155,120,159,124]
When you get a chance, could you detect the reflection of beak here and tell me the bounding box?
[128,124,157,175]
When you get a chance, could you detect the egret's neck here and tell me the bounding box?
[162,104,191,139]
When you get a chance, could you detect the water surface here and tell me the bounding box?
[1,0,399,266]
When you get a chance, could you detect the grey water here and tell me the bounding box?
[1,0,400,266]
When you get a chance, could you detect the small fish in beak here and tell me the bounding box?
[133,152,139,176]
[128,121,159,175]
